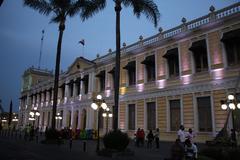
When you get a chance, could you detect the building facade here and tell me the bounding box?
[19,3,240,142]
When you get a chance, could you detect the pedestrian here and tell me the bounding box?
[155,128,160,149]
[24,127,28,141]
[184,139,197,160]
[186,128,195,144]
[69,137,73,151]
[236,130,240,147]
[35,127,39,143]
[29,126,34,141]
[177,125,186,146]
[230,128,237,147]
[146,130,154,148]
[171,138,185,160]
[136,128,141,147]
[139,129,145,147]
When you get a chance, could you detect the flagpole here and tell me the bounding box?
[82,45,84,58]
[78,39,85,58]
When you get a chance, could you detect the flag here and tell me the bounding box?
[78,39,85,46]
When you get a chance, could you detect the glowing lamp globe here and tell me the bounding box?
[221,104,227,110]
[91,103,98,110]
[101,103,107,110]
[97,95,102,100]
[228,94,234,100]
[229,103,236,110]
[102,113,107,117]
[109,113,113,117]
[237,103,240,109]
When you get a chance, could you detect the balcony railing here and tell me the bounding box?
[97,2,240,63]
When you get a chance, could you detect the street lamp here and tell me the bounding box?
[55,112,62,129]
[1,117,7,123]
[91,94,107,152]
[12,116,18,122]
[221,94,240,110]
[102,107,113,133]
[29,107,40,127]
[221,94,240,130]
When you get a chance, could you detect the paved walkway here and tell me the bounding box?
[0,133,206,160]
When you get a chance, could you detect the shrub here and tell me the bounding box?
[45,129,60,140]
[200,147,240,160]
[197,155,214,160]
[103,130,130,151]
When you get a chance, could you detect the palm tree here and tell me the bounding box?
[83,0,160,130]
[0,0,4,7]
[23,0,105,129]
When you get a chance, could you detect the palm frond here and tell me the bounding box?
[67,0,86,17]
[23,0,53,16]
[122,0,160,27]
[50,12,66,23]
[80,0,106,21]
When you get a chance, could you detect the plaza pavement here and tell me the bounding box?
[0,133,206,160]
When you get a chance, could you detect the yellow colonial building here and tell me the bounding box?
[19,3,240,142]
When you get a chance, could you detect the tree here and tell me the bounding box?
[83,0,160,130]
[0,0,3,7]
[23,0,105,129]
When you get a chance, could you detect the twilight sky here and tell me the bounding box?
[0,0,238,112]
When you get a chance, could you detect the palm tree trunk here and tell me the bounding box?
[113,1,121,131]
[52,22,65,130]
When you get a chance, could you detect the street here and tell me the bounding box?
[0,135,172,160]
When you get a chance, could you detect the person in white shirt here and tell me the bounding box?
[177,125,186,144]
[186,128,196,144]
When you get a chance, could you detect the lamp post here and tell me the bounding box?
[12,114,18,130]
[91,94,107,152]
[55,112,62,129]
[221,94,240,129]
[29,107,40,128]
[102,107,113,133]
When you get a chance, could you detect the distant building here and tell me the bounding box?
[19,3,240,142]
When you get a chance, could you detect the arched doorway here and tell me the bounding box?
[66,110,71,128]
[73,110,79,130]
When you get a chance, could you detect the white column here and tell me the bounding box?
[91,73,96,92]
[88,108,94,129]
[80,74,84,96]
[62,109,67,128]
[46,91,50,102]
[70,109,74,129]
[33,95,36,107]
[37,94,40,106]
[65,83,69,98]
[86,107,90,129]
[73,83,77,97]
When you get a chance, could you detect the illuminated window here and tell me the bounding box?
[163,48,179,77]
[96,70,105,92]
[190,39,208,72]
[141,55,155,82]
[222,29,240,66]
[108,67,115,88]
[123,61,136,85]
